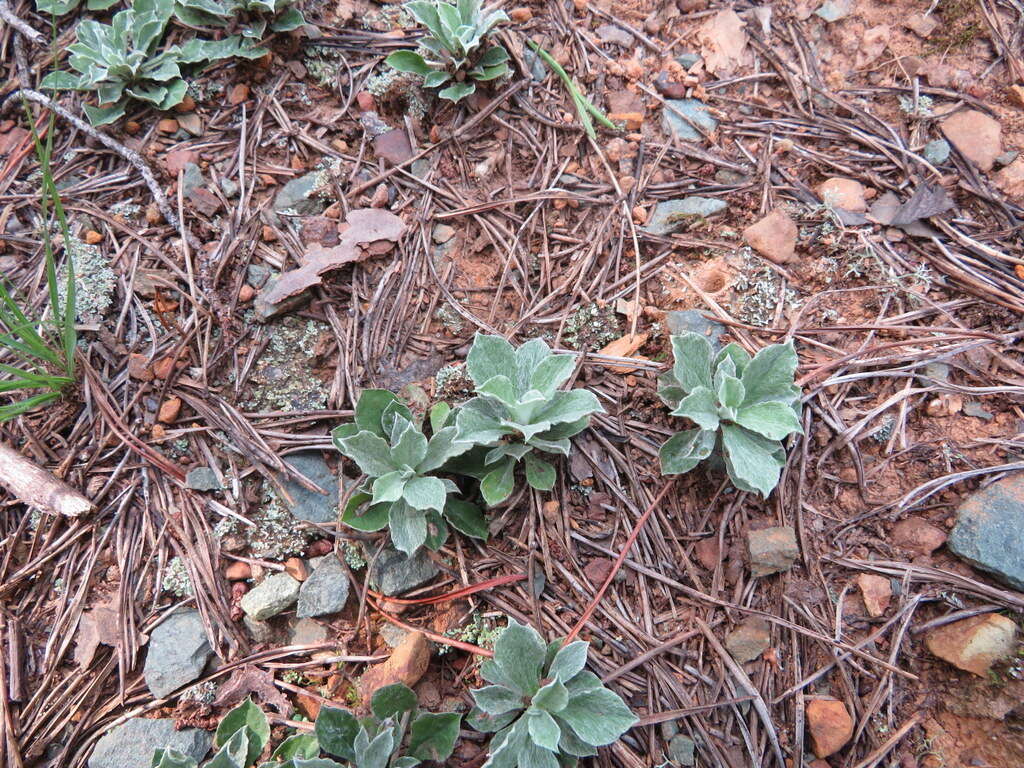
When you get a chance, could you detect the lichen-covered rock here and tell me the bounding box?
[369,546,438,596]
[278,452,339,524]
[642,197,728,236]
[240,572,301,620]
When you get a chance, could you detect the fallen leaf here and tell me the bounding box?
[890,184,954,227]
[698,9,749,77]
[598,332,648,373]
[75,594,142,668]
[259,209,405,307]
[213,664,292,715]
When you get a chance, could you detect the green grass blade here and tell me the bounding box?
[0,391,61,422]
[527,41,617,141]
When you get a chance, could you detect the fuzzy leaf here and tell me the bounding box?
[466,706,518,734]
[419,425,470,472]
[529,353,576,398]
[717,373,745,412]
[455,397,513,445]
[493,621,545,697]
[341,494,389,532]
[292,760,346,768]
[443,498,488,539]
[370,683,417,720]
[391,421,429,469]
[714,342,751,376]
[721,423,784,497]
[271,733,320,761]
[740,340,798,406]
[524,453,555,491]
[371,471,407,505]
[438,81,476,102]
[408,711,461,762]
[532,678,568,713]
[422,70,451,88]
[429,402,452,433]
[466,334,516,387]
[527,708,561,752]
[83,101,127,126]
[355,390,402,436]
[473,684,522,715]
[478,45,510,66]
[735,400,801,440]
[216,697,269,764]
[670,385,719,431]
[206,729,249,768]
[270,6,304,30]
[478,375,519,408]
[520,741,560,768]
[336,431,396,477]
[547,641,588,683]
[36,0,80,13]
[402,475,447,513]
[480,457,515,506]
[659,428,715,475]
[386,50,433,75]
[670,333,714,395]
[353,726,394,768]
[389,502,428,555]
[532,388,603,426]
[557,687,637,747]
[315,707,359,761]
[152,749,199,768]
[469,62,509,81]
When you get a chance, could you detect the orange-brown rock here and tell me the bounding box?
[359,630,430,706]
[855,573,891,617]
[806,698,854,758]
[743,209,797,264]
[925,613,1018,676]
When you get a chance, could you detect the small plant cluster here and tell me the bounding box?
[150,623,634,768]
[658,333,802,497]
[385,0,510,103]
[333,334,603,553]
[38,0,302,125]
[152,685,460,767]
[468,621,638,766]
[0,108,77,420]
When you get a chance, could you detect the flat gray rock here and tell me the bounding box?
[185,466,220,492]
[278,452,339,524]
[948,473,1024,590]
[88,717,211,768]
[665,310,726,352]
[668,734,696,766]
[643,197,727,236]
[662,99,717,142]
[369,547,439,596]
[297,556,350,618]
[143,608,212,699]
[274,171,326,216]
[240,572,301,620]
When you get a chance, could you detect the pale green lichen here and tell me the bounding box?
[563,303,621,351]
[243,316,330,412]
[181,680,217,704]
[366,68,429,121]
[162,556,194,598]
[434,364,474,401]
[342,541,366,569]
[214,485,313,559]
[59,235,116,322]
[732,250,803,327]
[437,612,502,655]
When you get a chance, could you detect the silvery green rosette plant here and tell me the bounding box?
[384,0,510,102]
[40,0,189,125]
[333,390,487,555]
[174,0,305,55]
[467,621,637,767]
[151,685,460,767]
[658,333,801,497]
[35,0,117,17]
[453,334,604,506]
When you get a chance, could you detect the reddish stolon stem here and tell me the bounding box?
[366,572,526,605]
[564,478,677,645]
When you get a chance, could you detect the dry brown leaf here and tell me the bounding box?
[212,664,292,715]
[260,209,405,307]
[598,332,648,373]
[698,10,749,77]
[75,594,139,668]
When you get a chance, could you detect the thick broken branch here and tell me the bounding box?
[0,442,92,517]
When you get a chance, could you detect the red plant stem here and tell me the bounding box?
[564,478,677,644]
[366,572,526,606]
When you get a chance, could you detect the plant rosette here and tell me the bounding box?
[333,389,487,555]
[658,332,802,496]
[467,621,638,767]
[451,333,604,506]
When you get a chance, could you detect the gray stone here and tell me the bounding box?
[88,718,211,768]
[724,617,771,663]
[369,547,439,596]
[380,622,410,649]
[410,157,433,180]
[923,139,951,165]
[522,47,547,81]
[278,451,339,524]
[289,617,328,645]
[240,572,301,620]
[143,608,212,698]
[243,615,275,644]
[668,735,696,766]
[297,556,350,618]
[815,0,853,23]
[665,310,727,352]
[181,163,206,198]
[662,99,717,142]
[274,172,326,216]
[995,150,1019,167]
[254,277,310,321]
[246,264,272,288]
[432,224,456,244]
[948,473,1024,590]
[185,467,220,492]
[643,197,727,236]
[915,360,950,385]
[675,53,701,69]
[659,720,680,741]
[596,23,633,47]
[747,526,799,577]
[962,401,993,420]
[220,177,239,198]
